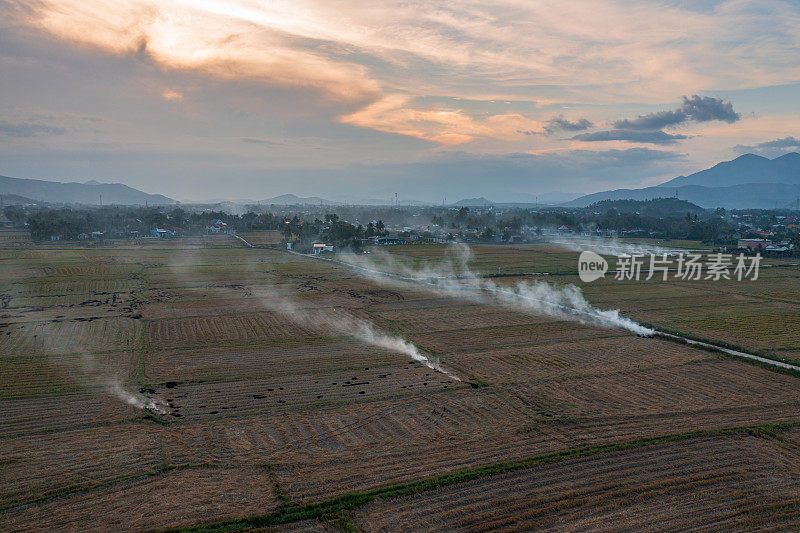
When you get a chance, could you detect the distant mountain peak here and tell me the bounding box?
[732,153,769,161]
[658,152,800,189]
[259,193,338,205]
[452,196,494,206]
[0,175,174,205]
[565,152,800,210]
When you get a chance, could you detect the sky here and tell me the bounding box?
[1,0,799,203]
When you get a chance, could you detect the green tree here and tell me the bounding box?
[281,221,293,240]
[3,206,26,226]
[169,207,187,226]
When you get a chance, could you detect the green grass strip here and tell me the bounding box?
[172,420,800,532]
[651,325,800,378]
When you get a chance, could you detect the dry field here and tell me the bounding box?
[238,230,284,246]
[353,431,800,531]
[1,239,799,531]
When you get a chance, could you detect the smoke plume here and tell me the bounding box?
[542,235,684,257]
[20,318,167,414]
[249,289,461,380]
[337,243,654,337]
[107,380,168,414]
[173,249,461,381]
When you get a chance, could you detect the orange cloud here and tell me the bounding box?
[161,89,183,102]
[24,0,381,104]
[341,95,544,145]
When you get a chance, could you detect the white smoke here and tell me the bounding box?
[171,249,462,381]
[107,380,168,414]
[21,320,167,414]
[337,243,654,337]
[542,235,684,257]
[251,290,461,380]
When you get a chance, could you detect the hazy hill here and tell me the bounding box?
[565,182,800,210]
[0,175,174,205]
[1,193,41,205]
[258,193,339,205]
[566,153,800,209]
[585,198,705,216]
[451,197,494,207]
[660,152,800,188]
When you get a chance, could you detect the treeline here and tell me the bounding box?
[286,214,390,252]
[7,199,800,250]
[16,205,392,249]
[430,205,729,241]
[432,200,800,247]
[19,206,290,241]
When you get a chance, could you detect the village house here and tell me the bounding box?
[596,228,617,237]
[312,242,334,254]
[373,236,406,245]
[152,226,184,237]
[206,220,231,234]
[557,225,574,235]
[738,238,765,251]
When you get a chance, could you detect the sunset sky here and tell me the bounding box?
[1,0,799,202]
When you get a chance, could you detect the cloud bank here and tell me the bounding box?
[612,95,740,130]
[545,117,594,133]
[571,130,689,145]
[0,120,66,138]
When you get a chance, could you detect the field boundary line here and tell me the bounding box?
[232,234,254,248]
[651,327,800,376]
[170,420,800,532]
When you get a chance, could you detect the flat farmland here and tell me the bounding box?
[238,230,284,246]
[353,431,800,532]
[2,240,800,531]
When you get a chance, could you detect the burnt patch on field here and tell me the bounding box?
[146,360,465,421]
[297,281,320,293]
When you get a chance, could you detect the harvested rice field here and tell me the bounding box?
[1,238,799,531]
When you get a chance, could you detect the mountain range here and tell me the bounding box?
[565,153,800,209]
[2,152,799,209]
[0,175,174,205]
[659,153,800,188]
[256,193,340,206]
